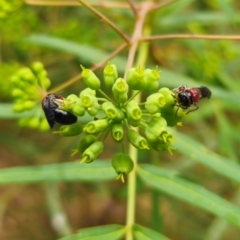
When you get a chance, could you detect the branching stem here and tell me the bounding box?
[76,0,130,43]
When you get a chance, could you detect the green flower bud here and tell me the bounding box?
[127,129,149,150]
[18,68,37,84]
[112,78,128,103]
[23,100,36,110]
[157,87,184,126]
[79,88,96,97]
[67,94,79,101]
[145,117,167,142]
[158,87,175,108]
[126,100,142,127]
[13,102,25,112]
[126,66,147,90]
[86,105,99,116]
[143,68,160,92]
[83,119,109,134]
[31,62,44,73]
[111,122,124,143]
[81,141,104,163]
[78,134,97,154]
[102,101,124,121]
[80,92,99,116]
[57,123,83,137]
[103,63,118,88]
[145,93,165,114]
[81,67,100,90]
[112,153,134,182]
[65,95,85,116]
[28,117,40,129]
[39,118,50,132]
[71,104,85,116]
[80,92,98,108]
[148,132,175,154]
[40,77,51,90]
[11,88,26,98]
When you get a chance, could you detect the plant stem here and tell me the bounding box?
[123,91,141,106]
[50,43,127,93]
[24,0,130,8]
[97,89,114,103]
[76,0,130,43]
[125,7,151,238]
[141,34,240,42]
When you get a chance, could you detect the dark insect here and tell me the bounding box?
[172,84,211,116]
[42,94,77,128]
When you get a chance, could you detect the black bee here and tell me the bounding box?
[172,84,211,115]
[42,94,77,128]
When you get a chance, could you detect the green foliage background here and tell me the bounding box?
[0,0,240,240]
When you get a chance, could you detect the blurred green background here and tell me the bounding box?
[0,0,240,239]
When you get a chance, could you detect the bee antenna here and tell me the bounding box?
[199,86,211,99]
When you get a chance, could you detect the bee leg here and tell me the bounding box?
[186,103,199,114]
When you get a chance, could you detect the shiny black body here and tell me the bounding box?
[177,92,193,109]
[42,94,77,128]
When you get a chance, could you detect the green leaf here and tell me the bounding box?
[172,131,240,183]
[59,224,126,240]
[24,35,126,71]
[138,164,240,227]
[215,0,236,23]
[0,160,115,184]
[133,224,170,240]
[0,103,35,119]
[158,12,240,28]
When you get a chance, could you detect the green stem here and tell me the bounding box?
[126,25,151,240]
[97,89,114,103]
[124,90,141,106]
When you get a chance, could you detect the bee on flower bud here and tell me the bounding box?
[172,84,211,115]
[42,94,77,128]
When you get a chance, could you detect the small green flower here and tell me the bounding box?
[81,141,104,163]
[75,134,97,155]
[143,68,160,92]
[126,66,147,91]
[127,129,149,150]
[112,153,134,182]
[56,123,83,137]
[112,78,128,103]
[125,100,142,127]
[145,117,167,142]
[103,63,118,88]
[102,101,125,121]
[145,93,166,114]
[83,119,109,134]
[81,66,101,90]
[111,122,124,143]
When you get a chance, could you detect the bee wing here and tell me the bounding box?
[54,109,77,125]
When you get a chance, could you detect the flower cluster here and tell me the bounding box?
[11,62,184,181]
[58,64,183,181]
[11,62,50,131]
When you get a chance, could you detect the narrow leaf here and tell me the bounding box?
[0,160,115,184]
[172,131,240,183]
[24,35,126,71]
[133,224,170,240]
[59,224,126,240]
[138,164,240,227]
[0,103,35,119]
